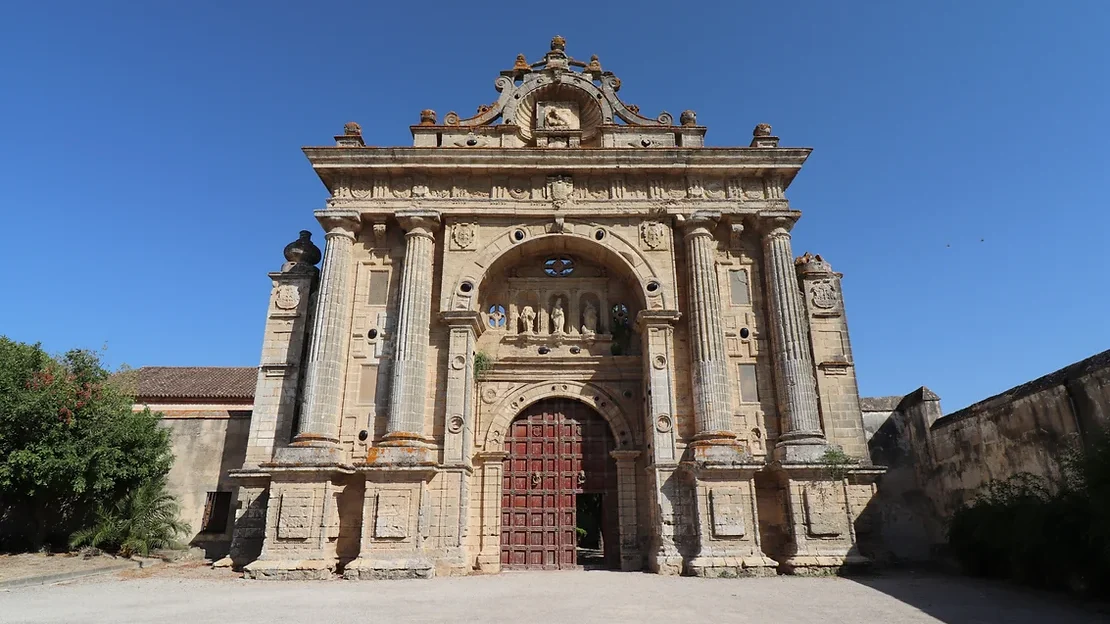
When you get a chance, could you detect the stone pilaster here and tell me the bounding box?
[440,311,483,468]
[761,216,827,463]
[611,450,642,571]
[636,310,681,465]
[372,210,440,465]
[474,450,508,573]
[276,216,361,465]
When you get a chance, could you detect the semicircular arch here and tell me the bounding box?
[447,228,669,312]
[482,381,635,452]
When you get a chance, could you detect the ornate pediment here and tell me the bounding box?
[410,36,705,149]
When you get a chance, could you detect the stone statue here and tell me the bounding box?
[582,301,598,336]
[551,299,565,335]
[520,306,536,335]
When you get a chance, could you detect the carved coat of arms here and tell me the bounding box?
[811,280,840,310]
[452,223,477,250]
[274,285,300,310]
[549,176,574,209]
[640,221,666,250]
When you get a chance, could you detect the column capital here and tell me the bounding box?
[318,214,361,241]
[610,449,642,463]
[635,309,681,329]
[395,210,441,238]
[756,213,799,238]
[674,210,721,239]
[439,310,486,335]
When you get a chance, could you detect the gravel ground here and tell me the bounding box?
[0,566,1105,624]
[0,553,131,583]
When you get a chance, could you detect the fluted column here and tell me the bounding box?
[285,216,360,454]
[383,210,441,443]
[761,216,826,456]
[679,211,733,438]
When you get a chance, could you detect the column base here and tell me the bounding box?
[342,555,435,580]
[779,553,873,576]
[364,432,437,466]
[772,438,830,464]
[243,558,333,580]
[686,434,754,466]
[271,439,345,466]
[685,555,779,578]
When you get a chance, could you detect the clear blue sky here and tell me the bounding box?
[2,2,1107,413]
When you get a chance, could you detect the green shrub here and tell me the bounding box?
[70,478,189,556]
[947,429,1110,595]
[0,338,178,551]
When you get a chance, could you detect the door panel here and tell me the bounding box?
[500,399,618,570]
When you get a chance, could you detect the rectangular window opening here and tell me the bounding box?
[201,491,233,533]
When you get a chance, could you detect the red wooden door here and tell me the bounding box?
[501,399,617,570]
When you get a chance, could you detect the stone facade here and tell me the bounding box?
[227,37,881,579]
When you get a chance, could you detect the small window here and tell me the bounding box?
[488,304,506,328]
[729,270,751,306]
[543,256,575,277]
[201,491,233,533]
[738,364,759,403]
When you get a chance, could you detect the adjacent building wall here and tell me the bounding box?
[864,348,1110,561]
[146,401,252,558]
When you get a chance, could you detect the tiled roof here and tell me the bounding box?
[129,366,257,401]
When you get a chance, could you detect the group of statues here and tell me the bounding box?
[515,299,598,336]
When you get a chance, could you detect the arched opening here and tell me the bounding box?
[500,398,620,570]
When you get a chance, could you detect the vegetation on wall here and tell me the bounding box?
[0,337,187,554]
[819,446,858,481]
[947,428,1110,596]
[473,351,493,378]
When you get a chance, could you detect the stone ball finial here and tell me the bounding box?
[680,110,697,126]
[514,54,529,71]
[753,123,772,137]
[344,121,362,136]
[551,35,566,52]
[587,54,602,72]
[284,230,322,267]
[419,109,437,126]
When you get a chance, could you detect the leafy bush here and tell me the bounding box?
[473,351,493,378]
[0,338,179,552]
[947,429,1110,595]
[70,478,189,556]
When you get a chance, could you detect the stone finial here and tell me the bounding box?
[336,121,365,147]
[551,35,566,51]
[283,230,322,270]
[680,110,698,127]
[750,123,779,147]
[586,54,602,72]
[513,54,530,71]
[419,109,437,126]
[795,252,833,274]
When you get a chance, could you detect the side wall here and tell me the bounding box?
[151,402,252,558]
[865,348,1110,561]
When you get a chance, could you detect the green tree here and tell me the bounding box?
[0,337,180,551]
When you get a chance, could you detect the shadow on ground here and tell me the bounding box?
[844,569,1110,624]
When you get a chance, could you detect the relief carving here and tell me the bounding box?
[811,280,840,310]
[451,223,477,250]
[374,490,411,539]
[639,221,667,250]
[710,487,747,538]
[274,285,300,310]
[803,483,846,537]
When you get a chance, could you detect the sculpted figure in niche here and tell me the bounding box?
[545,106,571,128]
[581,301,598,336]
[520,305,536,335]
[551,299,566,335]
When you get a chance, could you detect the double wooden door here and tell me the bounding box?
[500,399,617,570]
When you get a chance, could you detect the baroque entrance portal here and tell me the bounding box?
[500,399,618,570]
